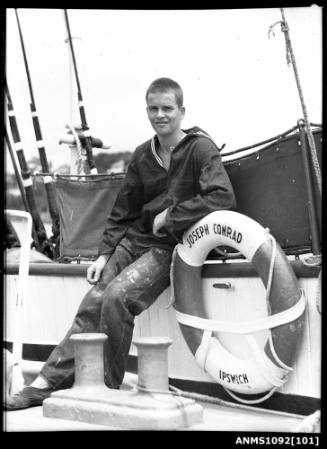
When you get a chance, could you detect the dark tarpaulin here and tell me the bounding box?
[224,129,322,254]
[54,174,124,259]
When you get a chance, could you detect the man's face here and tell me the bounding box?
[146,90,185,137]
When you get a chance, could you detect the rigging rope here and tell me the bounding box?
[269,9,322,197]
[220,230,287,405]
[222,125,298,157]
[270,9,322,318]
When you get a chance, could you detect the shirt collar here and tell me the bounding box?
[151,136,164,168]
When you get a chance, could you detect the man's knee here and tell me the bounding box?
[102,277,150,318]
[101,282,130,317]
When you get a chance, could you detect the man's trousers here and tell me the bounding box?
[39,238,172,389]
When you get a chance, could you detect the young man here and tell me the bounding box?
[6,77,236,410]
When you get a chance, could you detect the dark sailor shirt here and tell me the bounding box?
[98,126,236,257]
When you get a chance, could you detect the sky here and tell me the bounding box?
[5,7,322,173]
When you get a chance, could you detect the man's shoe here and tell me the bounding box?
[4,386,53,411]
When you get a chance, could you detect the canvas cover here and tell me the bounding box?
[55,174,124,259]
[224,129,322,254]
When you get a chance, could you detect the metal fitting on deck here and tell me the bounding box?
[133,336,172,393]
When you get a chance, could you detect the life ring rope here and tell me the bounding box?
[195,329,290,405]
[244,335,290,385]
[196,328,293,405]
[197,329,212,371]
[196,322,293,391]
[223,384,278,405]
[197,330,292,387]
[265,233,276,312]
[267,332,294,371]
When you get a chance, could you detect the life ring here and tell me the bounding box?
[172,211,306,400]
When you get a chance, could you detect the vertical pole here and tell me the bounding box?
[15,8,60,251]
[5,210,32,393]
[5,129,29,213]
[64,35,82,126]
[298,120,320,255]
[63,9,97,174]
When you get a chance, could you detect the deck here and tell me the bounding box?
[3,374,315,433]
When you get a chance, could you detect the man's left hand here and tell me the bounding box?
[153,209,168,237]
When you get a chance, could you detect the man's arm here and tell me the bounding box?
[164,140,236,241]
[153,208,169,237]
[86,254,110,284]
[88,152,144,284]
[97,153,144,258]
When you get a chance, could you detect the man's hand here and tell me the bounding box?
[86,254,110,285]
[153,208,168,237]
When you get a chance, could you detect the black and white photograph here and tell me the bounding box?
[3,7,322,435]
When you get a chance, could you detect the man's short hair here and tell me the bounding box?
[146,77,184,108]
